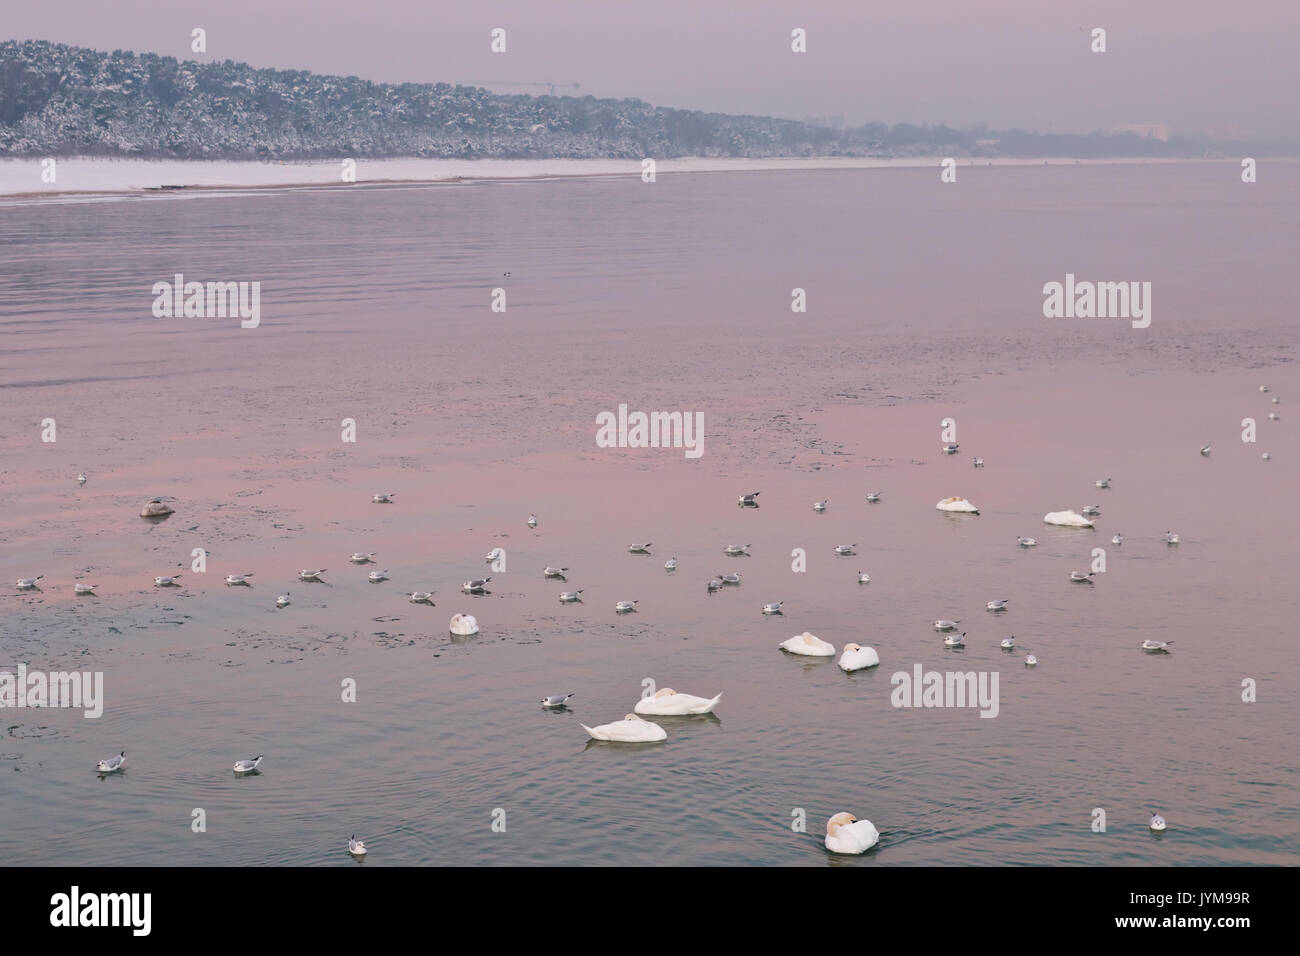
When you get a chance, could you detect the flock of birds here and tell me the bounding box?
[28,386,1285,856]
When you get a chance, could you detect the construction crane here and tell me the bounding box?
[470,81,581,96]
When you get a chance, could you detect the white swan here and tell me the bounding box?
[825,812,879,854]
[449,613,479,636]
[581,714,667,742]
[1043,510,1094,527]
[634,688,722,715]
[233,755,263,773]
[140,499,174,517]
[837,643,879,671]
[779,631,835,656]
[936,497,979,514]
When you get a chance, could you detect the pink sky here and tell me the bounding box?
[5,0,1296,138]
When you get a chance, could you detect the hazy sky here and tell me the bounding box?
[7,1,1296,138]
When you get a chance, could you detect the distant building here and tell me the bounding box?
[1112,122,1169,142]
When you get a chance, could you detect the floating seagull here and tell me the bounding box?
[1025,654,1038,666]
[1269,412,1281,420]
[371,493,394,504]
[1260,385,1270,392]
[825,812,879,854]
[1070,571,1096,583]
[1272,396,1280,405]
[1000,636,1015,649]
[367,569,389,582]
[74,583,99,595]
[96,751,126,773]
[77,472,87,485]
[1081,505,1101,516]
[543,566,568,578]
[224,573,253,586]
[737,491,760,506]
[973,457,985,468]
[833,544,857,555]
[1112,533,1124,546]
[779,631,835,656]
[936,497,979,514]
[635,688,722,715]
[707,576,724,592]
[1164,531,1180,545]
[866,492,882,503]
[462,577,491,593]
[140,498,174,517]
[527,513,538,529]
[1096,477,1111,489]
[276,593,290,607]
[1200,444,1212,457]
[813,500,828,512]
[233,755,263,774]
[1141,639,1173,653]
[484,548,504,562]
[628,543,653,554]
[943,632,966,648]
[407,591,436,604]
[615,600,638,613]
[1149,812,1167,832]
[943,443,960,454]
[1263,452,1272,460]
[541,693,575,708]
[449,613,479,636]
[986,599,1009,611]
[558,590,583,603]
[581,714,667,743]
[721,572,742,585]
[1017,536,1037,547]
[349,552,376,564]
[761,601,784,615]
[154,575,182,587]
[664,557,677,571]
[837,643,880,672]
[724,544,751,556]
[299,569,327,581]
[934,619,961,631]
[1043,510,1094,528]
[348,835,368,856]
[858,570,871,584]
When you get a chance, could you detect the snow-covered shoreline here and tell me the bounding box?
[0,155,1252,204]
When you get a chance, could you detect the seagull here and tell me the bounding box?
[1272,396,1280,405]
[858,571,871,584]
[349,552,376,564]
[225,573,253,586]
[1070,571,1095,583]
[77,472,87,485]
[154,575,182,586]
[664,557,677,571]
[527,513,538,528]
[761,602,784,615]
[737,491,760,506]
[628,543,653,554]
[1017,536,1037,547]
[1260,385,1270,392]
[558,590,583,603]
[484,548,504,562]
[1200,444,1212,456]
[1000,635,1015,649]
[1149,812,1167,832]
[276,593,290,607]
[140,498,174,517]
[15,576,44,589]
[372,493,394,503]
[943,632,966,648]
[721,572,742,585]
[724,544,751,556]
[462,577,491,593]
[298,569,327,581]
[1269,412,1281,420]
[1141,639,1173,653]
[407,591,436,604]
[96,751,126,773]
[934,619,961,631]
[73,583,98,595]
[1263,452,1272,460]
[233,755,263,774]
[1081,505,1101,516]
[866,492,882,503]
[348,835,368,856]
[1025,654,1038,666]
[814,500,828,512]
[1095,477,1111,488]
[707,576,724,592]
[943,443,959,454]
[986,599,1009,611]
[367,569,389,582]
[543,567,568,578]
[973,457,984,468]
[833,544,857,555]
[1112,533,1124,546]
[541,693,575,708]
[615,600,638,613]
[1164,531,1179,545]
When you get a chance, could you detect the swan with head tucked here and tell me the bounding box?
[1044,510,1094,528]
[936,497,979,514]
[634,688,722,715]
[837,643,879,672]
[581,714,667,742]
[779,631,835,656]
[449,613,479,636]
[825,812,879,854]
